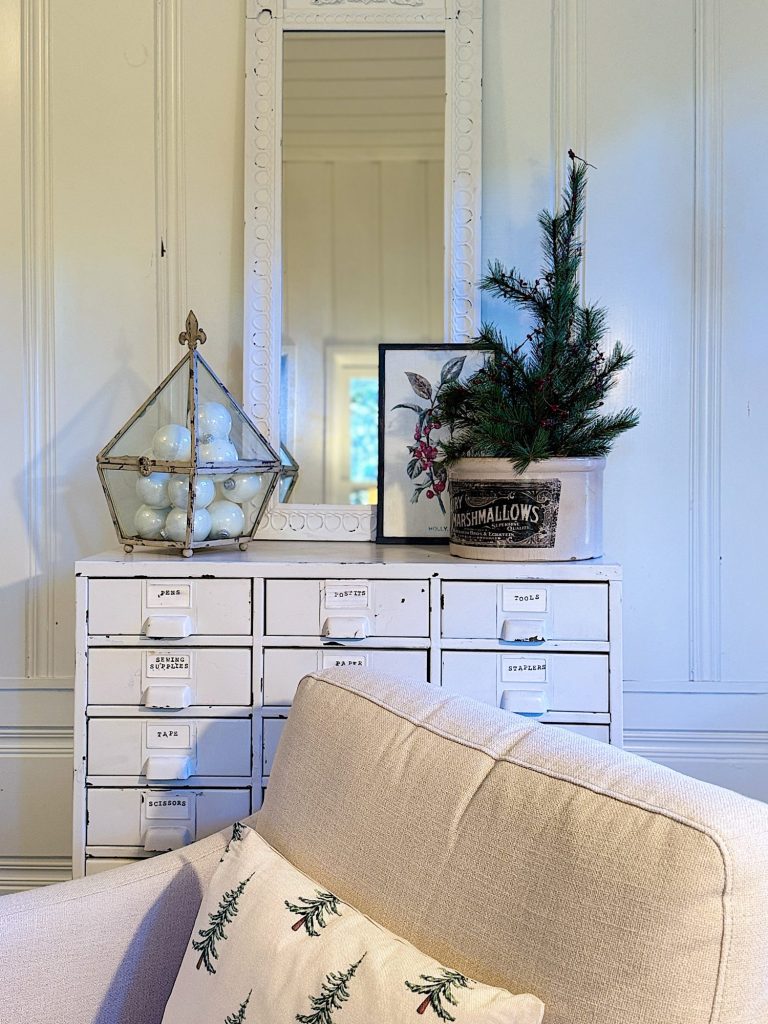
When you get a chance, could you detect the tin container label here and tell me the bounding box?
[324,582,370,609]
[146,652,192,678]
[145,792,192,819]
[501,655,548,683]
[321,653,369,670]
[450,480,561,548]
[146,582,192,608]
[146,724,191,748]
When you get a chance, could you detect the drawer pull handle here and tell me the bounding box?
[500,618,546,644]
[143,825,192,852]
[143,754,194,781]
[143,615,195,639]
[321,616,369,641]
[499,687,548,717]
[142,684,193,710]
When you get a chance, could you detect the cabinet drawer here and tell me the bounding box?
[441,582,608,642]
[555,723,610,743]
[265,579,429,638]
[88,647,252,708]
[88,578,252,637]
[263,648,428,705]
[86,787,251,849]
[85,858,137,876]
[262,715,287,777]
[441,651,608,714]
[87,717,252,779]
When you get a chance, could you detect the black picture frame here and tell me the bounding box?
[376,343,486,544]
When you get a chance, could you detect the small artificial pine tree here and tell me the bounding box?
[224,990,252,1024]
[405,968,473,1021]
[220,820,247,861]
[439,152,639,473]
[192,873,254,974]
[295,954,366,1024]
[285,890,342,937]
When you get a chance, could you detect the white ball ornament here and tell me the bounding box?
[199,438,239,464]
[167,475,216,510]
[134,505,169,540]
[152,423,191,461]
[198,401,232,440]
[164,507,212,543]
[217,474,263,504]
[207,499,245,539]
[135,473,170,508]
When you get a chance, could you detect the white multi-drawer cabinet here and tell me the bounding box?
[73,545,622,876]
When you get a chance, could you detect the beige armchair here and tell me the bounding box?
[2,668,767,1024]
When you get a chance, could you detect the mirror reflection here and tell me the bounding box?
[280,31,446,506]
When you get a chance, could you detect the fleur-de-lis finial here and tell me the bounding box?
[179,310,206,350]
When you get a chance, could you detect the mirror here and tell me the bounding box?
[280,31,445,506]
[243,1,482,540]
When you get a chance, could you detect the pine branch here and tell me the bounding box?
[285,890,341,937]
[225,991,252,1024]
[405,969,473,1022]
[192,873,253,974]
[296,955,366,1024]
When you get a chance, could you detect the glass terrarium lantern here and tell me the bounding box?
[97,311,281,556]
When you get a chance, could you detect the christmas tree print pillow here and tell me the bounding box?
[161,824,544,1024]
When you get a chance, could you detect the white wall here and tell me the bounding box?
[0,0,765,890]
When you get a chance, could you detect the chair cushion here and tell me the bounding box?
[161,824,544,1024]
[256,668,768,1024]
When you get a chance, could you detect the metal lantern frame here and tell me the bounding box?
[97,311,281,556]
[279,442,300,503]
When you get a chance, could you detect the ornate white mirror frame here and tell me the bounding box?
[243,0,483,541]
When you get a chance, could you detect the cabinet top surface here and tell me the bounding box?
[76,544,622,580]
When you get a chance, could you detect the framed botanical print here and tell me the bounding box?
[376,343,487,544]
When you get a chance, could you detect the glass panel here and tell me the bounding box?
[196,357,279,465]
[103,359,191,461]
[281,30,445,504]
[102,463,277,546]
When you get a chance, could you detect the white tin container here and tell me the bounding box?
[448,457,605,561]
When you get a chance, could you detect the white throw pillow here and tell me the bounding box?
[162,824,544,1024]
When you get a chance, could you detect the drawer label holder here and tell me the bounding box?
[324,581,370,609]
[146,582,192,608]
[142,790,196,852]
[321,652,369,670]
[501,587,548,613]
[146,652,192,678]
[146,724,192,748]
[501,655,548,683]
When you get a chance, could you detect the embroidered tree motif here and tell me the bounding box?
[220,820,248,862]
[224,990,252,1024]
[192,873,254,974]
[285,889,341,937]
[295,954,366,1024]
[405,969,474,1021]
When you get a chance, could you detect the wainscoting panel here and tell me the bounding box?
[0,692,73,892]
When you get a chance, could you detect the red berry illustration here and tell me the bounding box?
[426,490,435,499]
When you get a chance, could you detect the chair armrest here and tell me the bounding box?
[0,816,256,1024]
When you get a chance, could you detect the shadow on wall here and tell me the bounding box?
[13,365,158,566]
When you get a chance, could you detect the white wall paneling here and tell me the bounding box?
[689,0,723,686]
[154,0,187,380]
[1,0,767,890]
